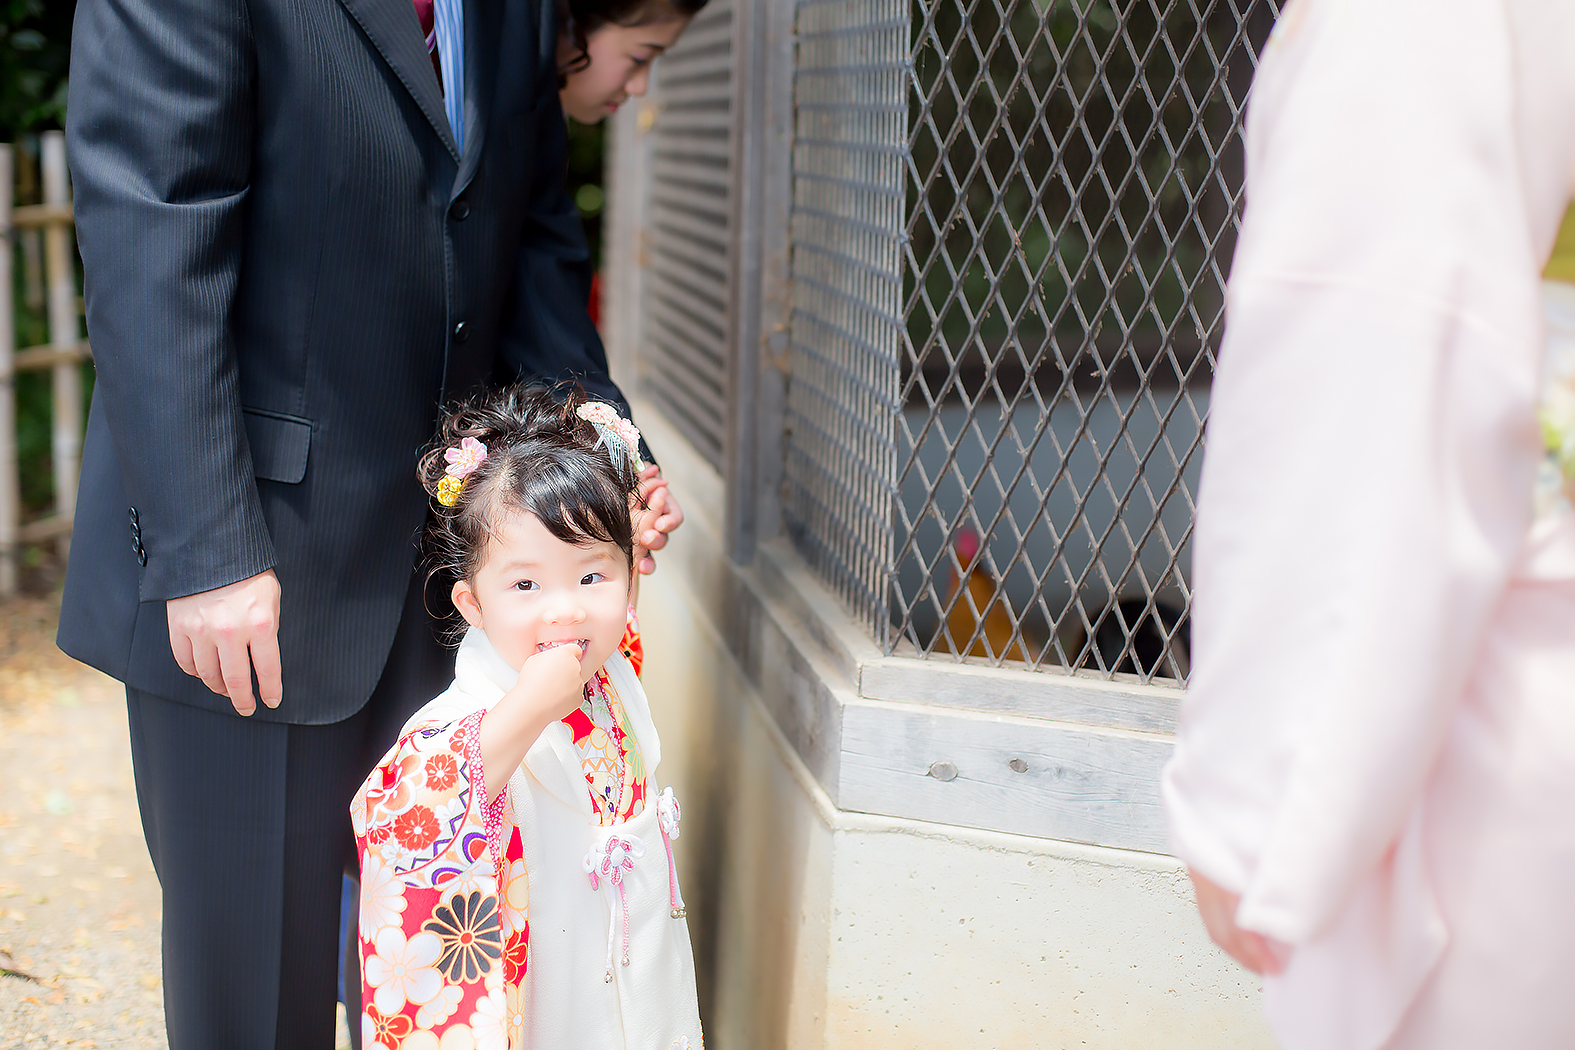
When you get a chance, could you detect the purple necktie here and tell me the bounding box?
[413,0,442,84]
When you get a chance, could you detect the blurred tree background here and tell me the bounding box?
[2,0,72,136]
[4,0,87,555]
[565,119,606,273]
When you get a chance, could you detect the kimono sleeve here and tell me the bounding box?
[352,711,521,1048]
[1161,0,1544,945]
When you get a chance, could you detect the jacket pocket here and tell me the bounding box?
[242,408,313,484]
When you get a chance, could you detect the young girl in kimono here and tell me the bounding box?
[352,386,701,1050]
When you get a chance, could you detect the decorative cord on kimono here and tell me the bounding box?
[463,708,510,884]
[584,833,646,983]
[656,787,686,918]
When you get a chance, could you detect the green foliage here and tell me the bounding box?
[1,0,76,139]
[906,0,1238,385]
[565,117,606,271]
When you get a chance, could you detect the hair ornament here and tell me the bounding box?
[436,436,488,506]
[576,402,647,474]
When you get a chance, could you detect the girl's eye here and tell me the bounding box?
[513,579,538,592]
[630,55,651,67]
[580,572,607,585]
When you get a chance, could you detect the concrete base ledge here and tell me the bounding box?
[629,399,1273,1049]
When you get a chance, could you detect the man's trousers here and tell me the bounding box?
[126,573,454,1050]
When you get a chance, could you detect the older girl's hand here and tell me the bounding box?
[1189,869,1292,976]
[633,465,684,575]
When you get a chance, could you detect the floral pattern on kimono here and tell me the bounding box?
[354,625,651,1050]
[618,606,644,678]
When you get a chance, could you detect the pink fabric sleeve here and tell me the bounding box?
[1161,0,1546,945]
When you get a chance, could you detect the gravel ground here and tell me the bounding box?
[0,596,356,1050]
[0,595,166,1049]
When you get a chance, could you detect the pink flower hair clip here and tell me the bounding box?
[576,402,647,473]
[435,436,488,507]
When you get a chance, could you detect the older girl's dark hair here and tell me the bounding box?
[418,384,644,609]
[558,0,711,80]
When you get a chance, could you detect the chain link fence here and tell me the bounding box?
[785,0,1279,683]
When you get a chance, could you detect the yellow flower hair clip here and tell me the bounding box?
[576,402,647,473]
[436,436,488,507]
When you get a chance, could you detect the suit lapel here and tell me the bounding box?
[454,0,501,193]
[336,0,462,162]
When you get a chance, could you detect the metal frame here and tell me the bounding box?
[721,0,797,563]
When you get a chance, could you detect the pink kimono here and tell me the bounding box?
[1162,1,1575,1048]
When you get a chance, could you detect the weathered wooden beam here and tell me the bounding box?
[8,202,73,228]
[17,514,72,544]
[13,342,92,371]
[42,131,81,558]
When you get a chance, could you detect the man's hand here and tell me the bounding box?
[166,570,283,717]
[1189,868,1291,976]
[633,465,685,575]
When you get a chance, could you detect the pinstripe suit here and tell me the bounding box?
[57,0,630,1044]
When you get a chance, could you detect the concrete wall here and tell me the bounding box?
[631,400,1277,1049]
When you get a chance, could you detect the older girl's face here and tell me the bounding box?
[559,16,691,124]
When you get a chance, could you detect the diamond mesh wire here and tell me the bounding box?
[786,0,1279,682]
[641,0,736,470]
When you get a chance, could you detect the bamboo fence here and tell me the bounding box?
[0,130,89,596]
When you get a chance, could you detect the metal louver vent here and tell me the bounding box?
[641,0,735,470]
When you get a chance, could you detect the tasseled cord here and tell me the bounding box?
[582,791,688,985]
[584,834,645,983]
[656,787,686,918]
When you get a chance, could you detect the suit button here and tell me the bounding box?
[136,547,147,567]
[450,198,471,221]
[128,507,139,524]
[452,321,469,343]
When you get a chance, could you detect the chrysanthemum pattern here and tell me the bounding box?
[425,890,503,983]
[353,617,656,1048]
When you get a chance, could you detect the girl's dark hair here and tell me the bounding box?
[557,0,711,81]
[418,383,644,613]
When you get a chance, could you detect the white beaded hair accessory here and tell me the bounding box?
[576,401,647,474]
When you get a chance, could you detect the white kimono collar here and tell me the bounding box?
[447,627,662,819]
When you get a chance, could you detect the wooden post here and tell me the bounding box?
[0,147,18,595]
[16,141,44,312]
[41,131,79,559]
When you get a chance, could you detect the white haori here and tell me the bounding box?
[406,627,702,1049]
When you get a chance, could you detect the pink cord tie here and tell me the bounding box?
[584,833,645,983]
[656,787,686,919]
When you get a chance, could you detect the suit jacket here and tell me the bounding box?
[58,0,632,723]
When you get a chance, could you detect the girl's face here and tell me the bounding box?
[451,511,632,678]
[559,16,691,124]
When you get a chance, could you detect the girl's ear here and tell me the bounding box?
[452,579,485,629]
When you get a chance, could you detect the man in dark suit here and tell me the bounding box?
[58,0,680,1045]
